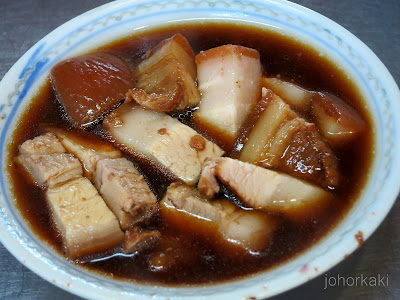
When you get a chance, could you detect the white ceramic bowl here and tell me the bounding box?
[1,0,399,299]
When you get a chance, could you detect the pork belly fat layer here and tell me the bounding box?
[194,45,262,139]
[239,90,296,164]
[160,182,277,253]
[16,133,83,188]
[51,128,121,181]
[95,158,158,229]
[261,77,314,112]
[125,86,183,112]
[17,154,83,188]
[135,34,200,110]
[139,33,196,78]
[103,103,224,185]
[18,132,66,156]
[312,92,366,148]
[198,157,332,220]
[215,200,278,253]
[46,177,124,259]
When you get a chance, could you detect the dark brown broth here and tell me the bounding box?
[7,22,373,286]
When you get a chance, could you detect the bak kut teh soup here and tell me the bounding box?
[7,22,373,285]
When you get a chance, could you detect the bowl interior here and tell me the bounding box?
[1,0,399,299]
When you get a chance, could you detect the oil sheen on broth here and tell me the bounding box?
[7,22,373,285]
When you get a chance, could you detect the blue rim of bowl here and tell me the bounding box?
[0,0,399,299]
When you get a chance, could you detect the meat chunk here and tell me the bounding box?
[265,118,339,188]
[239,89,296,163]
[215,200,277,253]
[46,177,124,259]
[261,77,314,112]
[95,158,158,229]
[197,158,219,199]
[239,89,339,189]
[123,227,161,254]
[160,182,277,253]
[17,154,83,188]
[135,34,200,111]
[194,45,262,142]
[312,92,366,147]
[161,183,220,234]
[18,132,66,155]
[125,85,183,112]
[16,133,82,188]
[103,103,224,185]
[51,128,121,181]
[198,157,332,220]
[51,52,133,127]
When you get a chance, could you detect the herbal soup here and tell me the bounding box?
[7,23,373,285]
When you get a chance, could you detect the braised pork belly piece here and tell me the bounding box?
[261,77,314,112]
[51,128,121,181]
[160,182,278,253]
[46,177,124,259]
[16,133,82,188]
[239,89,296,163]
[194,45,262,143]
[125,86,183,112]
[51,52,134,127]
[16,133,124,258]
[133,34,200,111]
[103,102,224,185]
[312,92,366,147]
[261,78,366,148]
[271,118,339,188]
[17,154,83,188]
[239,88,339,189]
[95,158,158,229]
[123,227,161,254]
[198,157,332,220]
[51,129,158,229]
[18,132,66,155]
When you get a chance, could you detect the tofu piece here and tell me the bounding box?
[16,133,82,187]
[17,153,83,188]
[123,227,161,254]
[95,158,158,229]
[46,177,124,259]
[261,77,314,112]
[51,128,121,181]
[194,45,262,141]
[135,34,200,110]
[18,132,66,156]
[198,157,332,220]
[160,182,277,253]
[103,103,224,185]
